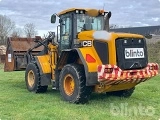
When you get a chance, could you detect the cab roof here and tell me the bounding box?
[58,8,105,16]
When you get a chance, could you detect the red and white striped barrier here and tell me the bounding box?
[97,63,159,85]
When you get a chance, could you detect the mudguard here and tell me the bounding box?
[34,55,51,86]
[56,48,101,86]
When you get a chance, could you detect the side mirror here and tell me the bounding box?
[51,14,56,23]
[107,11,112,19]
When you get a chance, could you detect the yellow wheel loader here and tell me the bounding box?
[8,8,159,104]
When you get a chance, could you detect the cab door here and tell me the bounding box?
[60,14,72,50]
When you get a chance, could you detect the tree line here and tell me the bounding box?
[0,14,37,41]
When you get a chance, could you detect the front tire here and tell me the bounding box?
[59,64,92,104]
[25,63,48,93]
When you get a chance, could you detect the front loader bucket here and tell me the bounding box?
[4,37,44,72]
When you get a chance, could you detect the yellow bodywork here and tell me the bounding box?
[58,8,146,94]
[78,30,95,40]
[37,43,58,80]
[37,55,51,74]
[78,30,144,72]
[79,47,102,72]
[58,8,106,16]
[77,30,144,93]
[36,29,145,93]
[95,83,137,93]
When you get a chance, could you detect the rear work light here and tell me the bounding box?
[149,65,158,70]
[104,68,113,73]
[86,54,96,63]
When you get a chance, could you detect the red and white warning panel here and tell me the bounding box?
[97,63,159,85]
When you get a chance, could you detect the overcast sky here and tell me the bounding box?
[0,0,160,36]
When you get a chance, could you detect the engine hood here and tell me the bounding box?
[78,30,144,41]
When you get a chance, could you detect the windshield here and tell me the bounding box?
[76,14,104,32]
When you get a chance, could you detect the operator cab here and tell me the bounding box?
[51,8,111,51]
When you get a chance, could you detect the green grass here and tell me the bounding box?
[0,64,160,120]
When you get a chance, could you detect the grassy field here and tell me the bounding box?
[147,41,160,68]
[0,64,160,120]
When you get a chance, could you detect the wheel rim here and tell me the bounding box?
[28,70,35,87]
[63,74,75,96]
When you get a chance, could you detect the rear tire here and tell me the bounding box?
[25,63,48,93]
[59,64,92,104]
[107,87,135,98]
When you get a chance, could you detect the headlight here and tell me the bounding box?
[75,10,79,14]
[80,10,83,14]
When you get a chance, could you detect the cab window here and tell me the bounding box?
[61,17,71,49]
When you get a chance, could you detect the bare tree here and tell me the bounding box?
[24,23,37,38]
[154,29,160,35]
[11,28,23,38]
[0,15,15,44]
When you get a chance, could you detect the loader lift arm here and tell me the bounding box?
[26,32,57,64]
